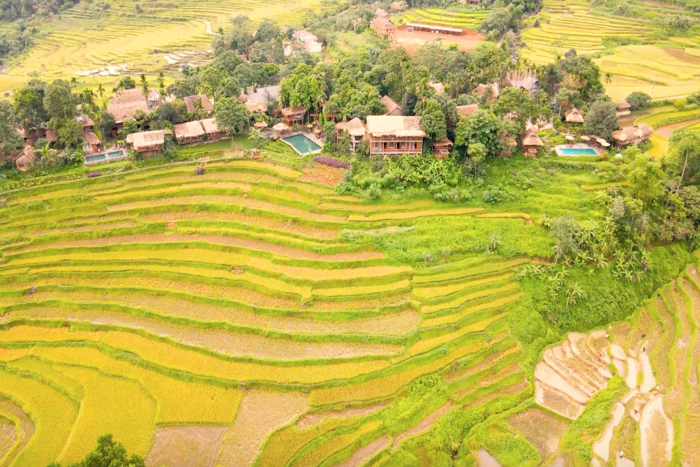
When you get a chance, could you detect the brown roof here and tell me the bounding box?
[612,124,653,143]
[15,145,35,171]
[200,118,222,135]
[370,17,396,31]
[245,101,267,113]
[457,104,479,117]
[335,117,366,137]
[173,121,206,140]
[366,116,425,137]
[107,88,149,124]
[433,138,453,147]
[475,82,500,101]
[615,101,632,111]
[506,71,538,92]
[126,129,168,151]
[183,95,213,114]
[521,131,544,147]
[46,130,57,143]
[281,106,306,117]
[565,108,584,124]
[83,131,100,145]
[273,122,290,131]
[381,95,402,115]
[76,114,95,128]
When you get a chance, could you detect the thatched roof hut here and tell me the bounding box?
[381,95,402,116]
[107,88,149,125]
[611,123,653,146]
[183,95,213,114]
[253,121,268,129]
[335,117,366,137]
[15,145,35,172]
[521,130,543,157]
[173,121,206,142]
[365,116,425,138]
[565,108,584,124]
[456,104,479,118]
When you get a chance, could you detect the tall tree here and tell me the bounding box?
[0,100,23,159]
[14,79,48,131]
[420,99,447,142]
[581,100,619,139]
[454,109,505,159]
[214,97,249,137]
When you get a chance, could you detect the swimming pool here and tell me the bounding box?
[556,147,597,156]
[282,134,322,155]
[85,150,128,166]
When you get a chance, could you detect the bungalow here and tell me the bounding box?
[82,131,101,154]
[126,129,170,157]
[17,128,57,146]
[428,81,445,95]
[381,95,402,116]
[174,121,206,144]
[281,106,306,126]
[200,118,226,141]
[456,104,479,118]
[366,115,425,156]
[75,114,95,131]
[611,124,653,147]
[335,117,366,152]
[475,82,500,103]
[183,95,214,115]
[14,145,35,172]
[506,71,539,95]
[433,138,453,158]
[370,17,396,38]
[290,30,324,53]
[107,88,150,129]
[565,108,584,124]
[615,101,632,117]
[521,130,544,157]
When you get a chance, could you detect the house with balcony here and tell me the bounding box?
[366,116,425,156]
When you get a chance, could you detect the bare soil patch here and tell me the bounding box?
[535,381,584,420]
[394,25,484,53]
[681,414,700,466]
[640,395,672,467]
[506,408,569,460]
[335,435,390,467]
[661,47,700,64]
[217,390,308,467]
[392,402,456,450]
[476,449,502,467]
[0,418,16,464]
[145,425,227,467]
[0,398,36,466]
[593,402,625,462]
[299,164,345,187]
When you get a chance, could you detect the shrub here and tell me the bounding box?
[87,171,102,178]
[313,156,351,169]
[625,92,651,111]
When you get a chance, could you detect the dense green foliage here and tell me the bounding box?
[47,434,145,467]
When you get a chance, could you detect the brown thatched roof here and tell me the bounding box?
[83,131,100,146]
[381,95,402,115]
[76,114,95,128]
[475,82,500,102]
[506,71,538,93]
[15,145,35,171]
[370,17,395,31]
[253,121,268,128]
[126,129,169,151]
[174,121,206,140]
[433,138,453,148]
[245,101,267,113]
[200,118,222,135]
[272,122,290,132]
[457,104,479,117]
[107,88,149,124]
[612,124,653,143]
[521,131,544,147]
[335,117,366,137]
[281,106,306,117]
[565,108,584,124]
[183,95,213,114]
[366,116,425,137]
[615,101,632,111]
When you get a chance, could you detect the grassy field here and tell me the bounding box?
[390,7,487,29]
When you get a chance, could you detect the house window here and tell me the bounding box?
[389,142,395,149]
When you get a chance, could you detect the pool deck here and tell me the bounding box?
[554,143,600,157]
[280,132,324,156]
[84,147,128,166]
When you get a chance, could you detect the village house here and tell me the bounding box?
[200,118,226,141]
[521,130,544,157]
[285,30,323,55]
[14,145,35,172]
[612,124,653,147]
[370,17,396,38]
[565,108,584,124]
[183,95,213,115]
[381,95,403,116]
[173,121,206,144]
[428,81,445,95]
[281,106,307,126]
[406,23,464,36]
[16,128,58,147]
[366,115,425,156]
[475,82,500,103]
[335,117,366,152]
[82,131,101,154]
[506,71,539,95]
[125,129,170,157]
[457,104,479,118]
[107,88,150,130]
[433,138,453,158]
[615,101,632,117]
[241,85,279,114]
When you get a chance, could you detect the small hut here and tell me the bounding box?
[611,124,652,147]
[500,131,517,156]
[280,107,306,126]
[335,117,366,152]
[615,101,632,116]
[15,145,35,172]
[565,108,584,124]
[456,104,479,118]
[272,122,290,134]
[432,138,453,158]
[83,131,101,154]
[381,95,402,116]
[253,121,268,129]
[521,131,543,157]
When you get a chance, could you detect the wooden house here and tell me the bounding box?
[82,131,101,154]
[107,88,150,130]
[335,117,366,152]
[521,130,543,157]
[370,17,396,38]
[456,104,479,118]
[200,118,226,141]
[565,108,584,124]
[183,95,214,115]
[76,114,95,131]
[381,95,402,116]
[611,124,653,147]
[433,138,453,158]
[126,129,169,157]
[281,107,306,126]
[615,101,632,117]
[14,145,35,172]
[365,116,425,156]
[174,121,206,144]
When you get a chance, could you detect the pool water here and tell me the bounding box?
[85,150,127,165]
[558,147,597,156]
[282,134,321,154]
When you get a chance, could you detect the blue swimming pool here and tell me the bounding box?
[557,147,597,156]
[282,134,321,155]
[85,150,128,165]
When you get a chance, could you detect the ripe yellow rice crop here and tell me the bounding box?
[0,348,30,362]
[100,332,391,384]
[31,347,243,424]
[249,257,412,282]
[54,365,157,463]
[313,280,411,298]
[421,283,521,314]
[412,273,513,300]
[348,207,483,222]
[412,258,528,285]
[421,292,523,328]
[0,325,104,343]
[290,420,383,467]
[9,357,85,400]
[0,369,78,467]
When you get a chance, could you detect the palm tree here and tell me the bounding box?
[158,71,166,96]
[566,283,585,308]
[605,72,612,84]
[37,143,59,168]
[97,84,105,100]
[70,77,78,89]
[140,74,149,99]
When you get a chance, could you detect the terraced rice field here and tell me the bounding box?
[521,0,700,100]
[524,263,700,466]
[391,7,487,29]
[0,158,535,466]
[0,0,321,92]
